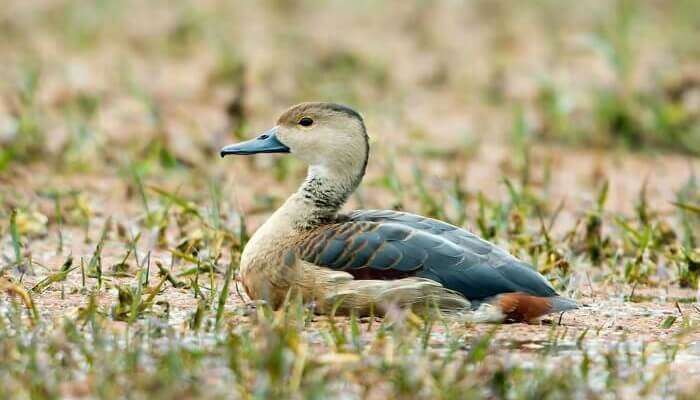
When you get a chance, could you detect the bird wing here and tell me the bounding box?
[295,209,557,301]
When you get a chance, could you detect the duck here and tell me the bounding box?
[220,102,577,322]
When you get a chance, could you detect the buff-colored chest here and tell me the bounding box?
[239,216,297,305]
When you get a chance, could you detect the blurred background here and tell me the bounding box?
[1,0,699,251]
[2,2,700,397]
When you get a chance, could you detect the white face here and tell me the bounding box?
[274,107,367,172]
[220,103,369,175]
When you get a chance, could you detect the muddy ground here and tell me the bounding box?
[2,1,700,398]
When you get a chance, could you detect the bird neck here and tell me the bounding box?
[289,164,362,229]
[255,133,369,236]
[254,161,362,238]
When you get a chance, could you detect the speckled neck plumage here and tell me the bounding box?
[297,174,350,227]
[293,134,369,230]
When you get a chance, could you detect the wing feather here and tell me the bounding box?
[295,210,558,301]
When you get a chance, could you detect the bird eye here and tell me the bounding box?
[299,117,313,127]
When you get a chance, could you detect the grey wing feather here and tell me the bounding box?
[297,209,558,301]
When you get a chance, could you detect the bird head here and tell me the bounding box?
[221,102,368,175]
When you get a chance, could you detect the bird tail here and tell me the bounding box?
[549,295,578,313]
[485,292,578,322]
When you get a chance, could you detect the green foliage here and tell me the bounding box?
[530,0,700,155]
[0,65,45,171]
[2,1,700,397]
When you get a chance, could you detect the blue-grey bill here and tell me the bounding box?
[220,127,290,157]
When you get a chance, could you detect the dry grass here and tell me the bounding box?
[1,0,700,398]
